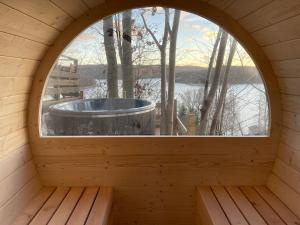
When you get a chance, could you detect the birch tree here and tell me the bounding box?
[141,8,170,134]
[103,16,118,98]
[199,30,228,134]
[115,11,134,98]
[166,9,181,134]
[210,39,237,135]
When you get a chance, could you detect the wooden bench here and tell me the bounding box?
[197,186,300,225]
[12,186,113,225]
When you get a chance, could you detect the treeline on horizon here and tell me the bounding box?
[78,64,262,87]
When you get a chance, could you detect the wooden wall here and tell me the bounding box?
[0,0,69,223]
[0,0,300,224]
[222,0,300,219]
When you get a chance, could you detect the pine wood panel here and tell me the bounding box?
[0,161,37,207]
[282,111,300,132]
[208,0,235,10]
[0,128,28,156]
[0,177,41,225]
[278,78,300,95]
[0,111,26,137]
[12,187,56,225]
[197,187,230,225]
[29,187,70,225]
[66,187,98,225]
[255,186,300,225]
[281,127,300,152]
[0,32,48,60]
[83,0,105,9]
[115,210,194,225]
[0,3,59,44]
[211,186,248,225]
[198,186,300,225]
[0,77,32,98]
[253,14,300,47]
[277,142,300,172]
[48,187,84,225]
[281,94,300,114]
[0,56,38,78]
[272,159,300,194]
[113,186,194,210]
[50,0,89,18]
[226,186,267,225]
[0,0,73,31]
[0,144,32,181]
[264,39,300,61]
[240,186,285,225]
[268,174,300,218]
[13,186,113,225]
[0,94,29,117]
[272,60,300,78]
[86,187,113,225]
[240,0,300,33]
[225,0,272,20]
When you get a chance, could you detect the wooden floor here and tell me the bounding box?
[12,186,113,225]
[197,186,300,225]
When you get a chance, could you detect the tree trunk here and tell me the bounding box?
[166,10,181,135]
[203,28,222,100]
[141,9,169,134]
[199,31,228,135]
[103,16,118,98]
[210,39,237,135]
[160,50,167,134]
[121,10,134,98]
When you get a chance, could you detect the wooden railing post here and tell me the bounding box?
[187,113,196,135]
[173,99,178,135]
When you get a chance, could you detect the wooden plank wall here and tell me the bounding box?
[220,0,300,219]
[0,0,299,224]
[0,0,81,224]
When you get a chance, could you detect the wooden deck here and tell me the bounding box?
[12,187,113,225]
[197,186,300,225]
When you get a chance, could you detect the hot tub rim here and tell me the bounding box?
[48,98,156,118]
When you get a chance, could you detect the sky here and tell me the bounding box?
[62,7,256,67]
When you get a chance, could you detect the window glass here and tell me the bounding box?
[41,7,269,136]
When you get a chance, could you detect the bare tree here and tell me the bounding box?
[121,11,134,98]
[210,39,237,135]
[166,9,181,134]
[199,30,228,135]
[203,28,222,100]
[114,11,134,98]
[141,8,170,134]
[103,16,118,98]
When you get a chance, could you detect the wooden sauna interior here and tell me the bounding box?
[0,0,300,224]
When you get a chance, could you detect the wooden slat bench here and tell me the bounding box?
[197,186,300,225]
[12,186,113,225]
